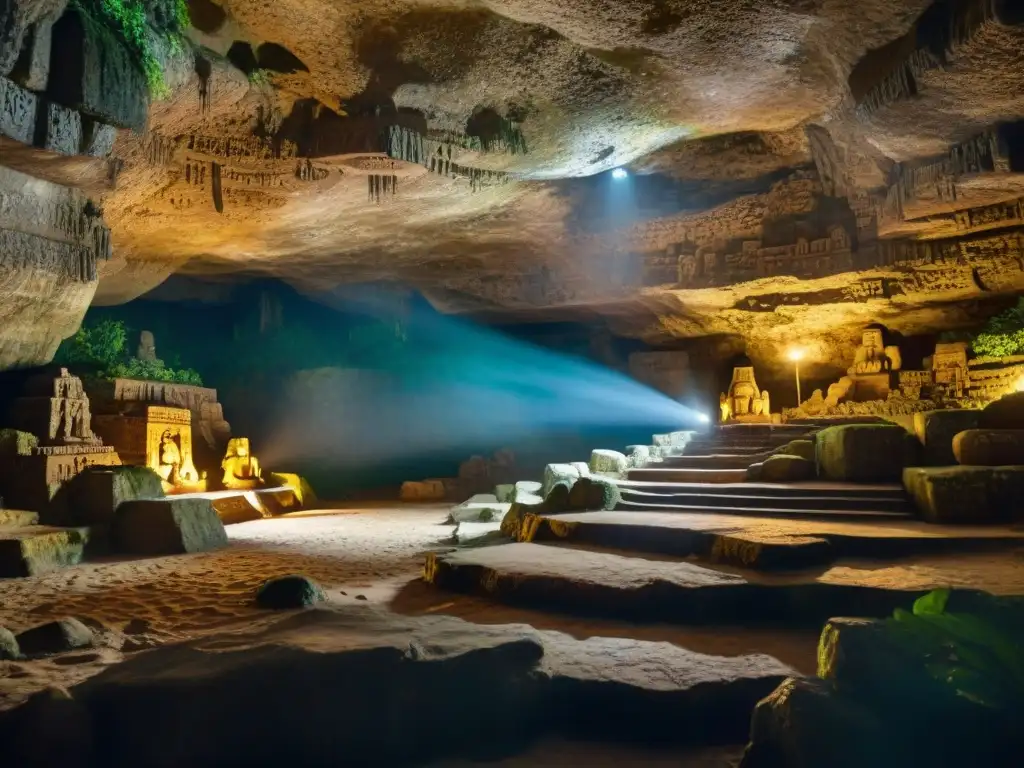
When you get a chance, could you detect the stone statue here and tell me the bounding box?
[221,437,263,489]
[159,431,181,468]
[719,393,732,423]
[721,364,771,422]
[137,330,157,362]
[849,328,902,376]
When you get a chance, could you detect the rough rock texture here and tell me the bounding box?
[952,428,1024,465]
[14,616,94,656]
[0,525,89,577]
[774,439,816,462]
[254,574,326,609]
[65,466,166,527]
[112,498,228,555]
[979,392,1024,430]
[0,606,794,766]
[759,455,816,483]
[1,1,1024,370]
[816,425,921,482]
[0,625,19,659]
[903,465,1024,523]
[913,409,981,465]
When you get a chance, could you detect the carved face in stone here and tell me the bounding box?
[862,329,883,349]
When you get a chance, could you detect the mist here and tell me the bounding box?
[259,293,706,474]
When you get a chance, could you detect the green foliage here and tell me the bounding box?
[54,319,203,385]
[76,0,190,100]
[248,69,271,87]
[888,589,1024,711]
[970,298,1024,357]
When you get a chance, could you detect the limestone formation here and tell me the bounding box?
[0,0,1022,375]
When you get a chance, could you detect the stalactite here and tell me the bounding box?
[211,162,224,213]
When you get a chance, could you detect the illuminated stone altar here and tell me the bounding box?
[92,405,202,492]
[221,437,263,490]
[0,369,121,513]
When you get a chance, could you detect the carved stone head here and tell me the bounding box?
[862,328,884,349]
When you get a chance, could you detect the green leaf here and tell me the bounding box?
[913,588,950,617]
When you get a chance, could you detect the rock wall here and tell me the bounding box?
[0,165,106,368]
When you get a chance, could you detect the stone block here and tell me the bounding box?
[0,527,90,577]
[399,479,446,501]
[80,117,116,156]
[625,444,650,467]
[15,617,94,656]
[268,472,317,507]
[913,409,981,465]
[113,498,228,555]
[9,18,54,92]
[953,429,1024,466]
[0,428,38,456]
[36,99,81,154]
[760,455,815,482]
[589,449,628,475]
[494,483,515,503]
[978,392,1024,430]
[542,463,583,495]
[65,466,165,526]
[0,74,37,143]
[48,8,148,131]
[566,476,621,511]
[447,494,509,523]
[903,465,1024,524]
[816,424,920,482]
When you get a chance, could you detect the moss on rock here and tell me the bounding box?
[816,424,920,482]
[113,498,227,554]
[903,465,1024,524]
[952,429,1024,466]
[66,466,164,526]
[255,575,326,609]
[759,454,815,482]
[913,410,981,465]
[773,439,816,462]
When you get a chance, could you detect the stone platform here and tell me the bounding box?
[0,524,90,578]
[424,541,1024,628]
[516,510,1024,570]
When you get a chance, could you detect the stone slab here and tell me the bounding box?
[0,74,37,144]
[0,525,90,577]
[519,510,1024,570]
[903,465,1024,524]
[425,543,1007,626]
[0,606,793,765]
[616,487,910,513]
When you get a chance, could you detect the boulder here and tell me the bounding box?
[0,625,19,659]
[978,392,1024,430]
[567,477,622,511]
[816,425,920,482]
[541,463,582,495]
[903,466,1024,524]
[625,444,650,467]
[589,449,628,475]
[745,462,764,482]
[112,498,228,555]
[66,466,165,526]
[952,429,1024,466]
[774,439,816,462]
[494,483,515,503]
[741,677,889,768]
[913,409,981,465]
[15,617,94,656]
[255,575,326,609]
[759,455,815,482]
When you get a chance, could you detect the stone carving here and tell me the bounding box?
[92,405,201,491]
[136,330,157,361]
[849,327,902,376]
[721,364,771,423]
[221,437,263,490]
[932,341,970,400]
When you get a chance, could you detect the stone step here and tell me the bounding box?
[624,468,751,484]
[614,480,906,498]
[678,443,783,455]
[617,488,912,513]
[659,454,768,468]
[614,499,912,522]
[425,543,964,627]
[0,508,40,527]
[519,511,1024,571]
[0,525,90,578]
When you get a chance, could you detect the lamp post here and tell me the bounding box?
[788,349,804,406]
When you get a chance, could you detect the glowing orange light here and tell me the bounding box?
[1015,375,1024,393]
[787,348,805,363]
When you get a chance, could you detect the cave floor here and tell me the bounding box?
[3,503,1023,766]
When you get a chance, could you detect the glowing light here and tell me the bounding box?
[696,413,710,424]
[611,167,628,180]
[1015,375,1024,393]
[787,348,805,362]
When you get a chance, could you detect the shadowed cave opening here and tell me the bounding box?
[256,42,309,74]
[226,40,258,74]
[187,0,228,34]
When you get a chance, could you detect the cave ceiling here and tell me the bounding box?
[2,0,1024,368]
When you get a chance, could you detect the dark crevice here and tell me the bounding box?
[8,23,38,86]
[256,42,309,74]
[641,2,685,35]
[187,0,228,34]
[226,41,258,75]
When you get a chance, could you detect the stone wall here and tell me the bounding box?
[0,165,104,368]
